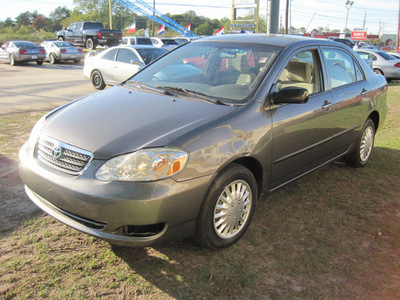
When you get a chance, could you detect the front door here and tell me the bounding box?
[269,48,335,189]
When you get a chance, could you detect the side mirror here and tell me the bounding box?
[272,86,309,104]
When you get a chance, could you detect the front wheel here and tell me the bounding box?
[345,119,375,167]
[193,164,257,249]
[9,54,16,66]
[374,68,384,76]
[91,70,106,90]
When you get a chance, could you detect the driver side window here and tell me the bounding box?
[277,50,321,95]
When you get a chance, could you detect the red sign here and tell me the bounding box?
[351,30,367,40]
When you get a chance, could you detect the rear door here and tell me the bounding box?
[113,48,142,83]
[321,47,372,154]
[270,48,335,189]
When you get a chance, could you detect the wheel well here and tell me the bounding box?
[374,68,384,75]
[230,157,263,196]
[368,111,380,131]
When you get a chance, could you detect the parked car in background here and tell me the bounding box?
[83,44,167,89]
[332,38,355,48]
[40,41,83,64]
[150,37,179,51]
[389,53,400,60]
[0,41,46,65]
[20,34,387,249]
[121,36,153,46]
[57,21,122,50]
[174,37,190,45]
[356,49,400,80]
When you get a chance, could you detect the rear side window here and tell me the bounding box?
[101,48,118,61]
[116,49,139,64]
[323,49,363,89]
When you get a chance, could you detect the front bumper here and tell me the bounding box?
[19,142,212,246]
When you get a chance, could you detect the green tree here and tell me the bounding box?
[15,11,35,27]
[48,6,70,31]
[32,14,48,31]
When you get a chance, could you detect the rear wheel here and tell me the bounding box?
[36,61,43,65]
[193,164,257,249]
[49,53,57,64]
[345,119,375,167]
[86,38,95,50]
[58,36,64,41]
[73,59,81,64]
[91,70,106,90]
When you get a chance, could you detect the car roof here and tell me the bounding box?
[111,45,161,50]
[193,34,342,48]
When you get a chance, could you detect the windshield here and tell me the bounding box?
[377,51,396,60]
[136,48,167,64]
[126,41,280,104]
[14,41,38,48]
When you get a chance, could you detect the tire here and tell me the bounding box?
[9,54,16,66]
[193,164,257,249]
[49,53,56,64]
[73,59,81,64]
[85,38,95,50]
[36,61,43,65]
[91,70,106,90]
[374,68,384,76]
[345,119,375,168]
[58,36,64,41]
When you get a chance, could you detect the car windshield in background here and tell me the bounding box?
[128,41,281,104]
[377,51,396,60]
[136,48,167,64]
[14,41,38,48]
[53,41,74,47]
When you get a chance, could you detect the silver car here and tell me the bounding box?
[19,35,388,249]
[83,45,167,89]
[356,49,400,80]
[40,41,84,64]
[0,41,46,65]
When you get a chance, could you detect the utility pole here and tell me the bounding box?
[363,11,366,28]
[285,0,289,34]
[397,0,400,50]
[109,0,113,29]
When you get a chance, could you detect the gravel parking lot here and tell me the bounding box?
[0,60,97,232]
[0,61,94,115]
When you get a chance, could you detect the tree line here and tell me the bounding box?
[0,0,232,40]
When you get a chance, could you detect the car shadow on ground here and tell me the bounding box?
[108,146,400,298]
[0,60,83,70]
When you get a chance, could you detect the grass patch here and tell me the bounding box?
[1,87,400,298]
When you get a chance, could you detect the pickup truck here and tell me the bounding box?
[57,21,122,50]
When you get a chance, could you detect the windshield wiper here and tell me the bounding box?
[155,86,226,105]
[126,80,175,96]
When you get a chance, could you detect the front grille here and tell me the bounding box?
[36,136,93,175]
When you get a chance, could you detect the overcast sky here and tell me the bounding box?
[0,0,398,34]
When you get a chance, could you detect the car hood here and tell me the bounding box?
[42,86,238,159]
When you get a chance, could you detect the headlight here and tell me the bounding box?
[95,148,188,182]
[28,116,46,150]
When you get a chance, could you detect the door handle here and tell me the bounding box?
[322,100,332,111]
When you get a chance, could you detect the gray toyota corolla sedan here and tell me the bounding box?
[19,34,388,249]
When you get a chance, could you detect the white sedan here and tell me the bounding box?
[83,45,167,89]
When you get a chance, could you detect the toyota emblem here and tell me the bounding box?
[51,145,62,159]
